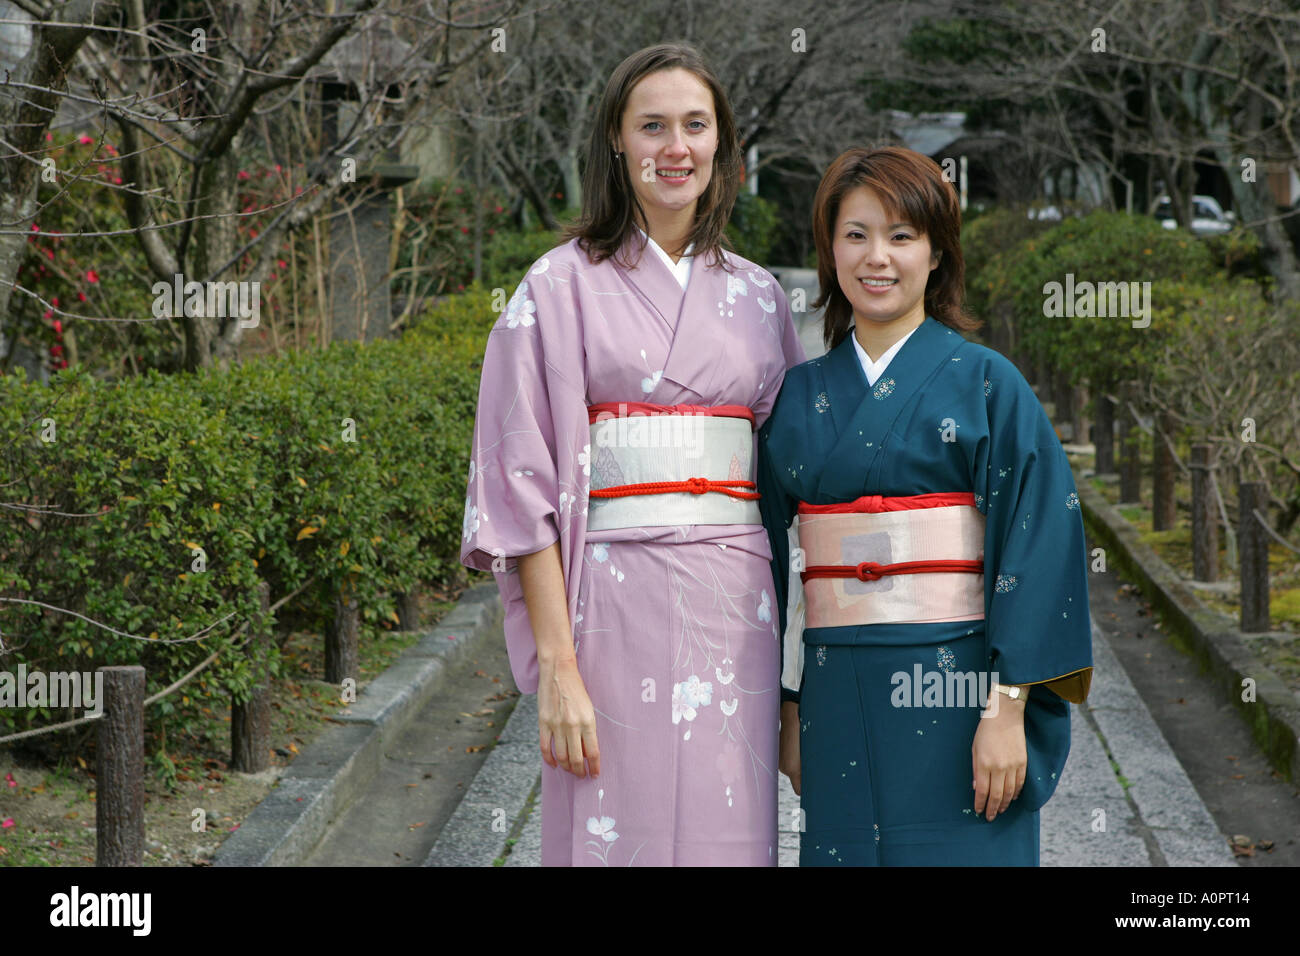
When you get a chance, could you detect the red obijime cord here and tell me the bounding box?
[801,559,984,583]
[589,477,761,501]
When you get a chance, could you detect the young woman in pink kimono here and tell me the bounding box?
[459,43,805,866]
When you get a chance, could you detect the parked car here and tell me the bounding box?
[1026,203,1063,222]
[1150,194,1235,235]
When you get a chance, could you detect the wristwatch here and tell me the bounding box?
[992,682,1030,701]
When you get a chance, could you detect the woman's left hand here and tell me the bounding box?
[971,695,1027,821]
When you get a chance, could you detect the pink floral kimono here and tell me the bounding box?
[460,233,804,865]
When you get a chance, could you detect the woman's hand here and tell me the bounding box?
[517,542,600,778]
[779,700,801,795]
[537,655,600,778]
[971,693,1027,821]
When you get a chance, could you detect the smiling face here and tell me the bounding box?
[614,67,718,225]
[833,185,939,331]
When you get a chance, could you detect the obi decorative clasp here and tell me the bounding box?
[797,493,985,628]
[585,402,761,531]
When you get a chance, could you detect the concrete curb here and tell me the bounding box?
[1076,477,1300,784]
[424,679,539,866]
[1078,620,1236,865]
[212,581,503,867]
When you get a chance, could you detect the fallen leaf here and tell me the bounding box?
[465,744,486,753]
[1231,774,1244,779]
[472,708,494,717]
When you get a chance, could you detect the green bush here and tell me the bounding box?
[0,317,487,752]
[481,230,564,290]
[976,210,1217,388]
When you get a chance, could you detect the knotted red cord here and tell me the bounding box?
[801,559,984,584]
[589,478,760,501]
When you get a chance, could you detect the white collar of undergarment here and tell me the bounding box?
[852,324,919,387]
[636,226,694,290]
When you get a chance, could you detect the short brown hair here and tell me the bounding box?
[563,43,741,271]
[811,145,979,350]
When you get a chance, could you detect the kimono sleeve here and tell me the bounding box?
[758,382,805,705]
[978,370,1094,703]
[754,279,808,704]
[459,274,587,694]
[460,311,579,571]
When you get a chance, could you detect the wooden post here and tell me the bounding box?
[1152,412,1177,531]
[1118,386,1142,504]
[97,665,145,867]
[326,577,360,685]
[1239,481,1270,632]
[232,581,273,772]
[1190,444,1218,582]
[1070,384,1088,449]
[1093,391,1116,475]
[396,589,421,631]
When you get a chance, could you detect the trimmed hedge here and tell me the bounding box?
[0,294,492,748]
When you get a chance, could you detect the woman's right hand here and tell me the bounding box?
[779,700,800,795]
[537,655,601,778]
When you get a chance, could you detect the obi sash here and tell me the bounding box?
[797,493,985,628]
[585,402,761,531]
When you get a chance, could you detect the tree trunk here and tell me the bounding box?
[0,8,101,359]
[396,589,421,631]
[231,581,273,773]
[560,149,582,212]
[186,147,242,371]
[1070,384,1088,450]
[325,579,360,685]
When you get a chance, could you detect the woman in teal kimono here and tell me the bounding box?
[759,146,1093,866]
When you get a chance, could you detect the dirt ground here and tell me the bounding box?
[0,584,462,866]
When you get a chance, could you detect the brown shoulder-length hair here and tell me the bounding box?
[811,145,980,350]
[563,43,741,271]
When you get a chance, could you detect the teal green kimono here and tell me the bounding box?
[758,316,1093,866]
